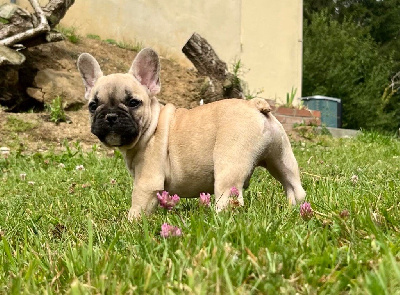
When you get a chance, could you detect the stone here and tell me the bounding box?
[26,87,43,101]
[29,68,85,110]
[0,3,18,20]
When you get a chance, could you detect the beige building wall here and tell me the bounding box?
[7,0,302,104]
[60,0,242,69]
[241,0,303,103]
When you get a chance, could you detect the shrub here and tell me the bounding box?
[303,12,396,130]
[46,96,67,124]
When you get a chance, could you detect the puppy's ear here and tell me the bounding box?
[77,53,103,100]
[128,48,161,95]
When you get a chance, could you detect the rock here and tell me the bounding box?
[0,3,18,20]
[0,65,21,108]
[29,69,85,110]
[26,87,43,100]
[0,65,18,87]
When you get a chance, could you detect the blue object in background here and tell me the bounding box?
[301,95,342,128]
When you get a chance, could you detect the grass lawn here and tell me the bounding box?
[1,132,400,294]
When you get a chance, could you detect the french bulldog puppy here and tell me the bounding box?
[77,48,306,220]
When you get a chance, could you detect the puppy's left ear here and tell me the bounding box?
[77,53,103,100]
[129,48,161,95]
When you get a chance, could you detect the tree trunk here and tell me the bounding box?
[0,0,75,47]
[182,32,243,103]
[0,4,37,41]
[0,45,26,65]
[43,0,75,28]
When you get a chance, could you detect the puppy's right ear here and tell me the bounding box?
[77,53,103,100]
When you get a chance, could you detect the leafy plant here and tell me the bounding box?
[293,122,332,140]
[245,88,264,100]
[46,96,67,124]
[231,59,243,88]
[285,87,297,107]
[229,60,264,99]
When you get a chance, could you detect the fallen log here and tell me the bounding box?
[0,0,74,46]
[0,44,25,66]
[0,0,49,47]
[182,32,243,103]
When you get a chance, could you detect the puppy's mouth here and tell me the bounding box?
[103,132,123,147]
[91,111,139,147]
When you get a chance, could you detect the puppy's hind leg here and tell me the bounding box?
[261,136,306,205]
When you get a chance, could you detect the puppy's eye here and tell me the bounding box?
[88,101,98,113]
[128,98,142,108]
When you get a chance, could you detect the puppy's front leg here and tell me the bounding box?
[128,186,159,221]
[214,185,244,212]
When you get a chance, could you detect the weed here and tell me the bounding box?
[231,59,243,88]
[319,124,332,136]
[105,38,117,45]
[104,38,143,52]
[285,87,297,107]
[245,88,265,100]
[0,17,9,24]
[46,96,67,124]
[230,60,265,99]
[117,40,144,52]
[86,34,101,40]
[293,122,332,140]
[56,25,80,43]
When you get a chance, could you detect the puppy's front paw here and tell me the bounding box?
[287,186,306,206]
[214,204,225,213]
[127,207,141,222]
[215,198,230,213]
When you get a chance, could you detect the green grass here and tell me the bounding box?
[56,25,81,44]
[1,132,400,293]
[57,26,143,51]
[5,116,37,132]
[104,38,143,52]
[0,17,9,24]
[86,34,101,40]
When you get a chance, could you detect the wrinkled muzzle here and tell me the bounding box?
[91,109,139,147]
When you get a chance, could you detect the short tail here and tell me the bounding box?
[249,98,271,115]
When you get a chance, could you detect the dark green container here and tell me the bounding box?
[301,95,342,128]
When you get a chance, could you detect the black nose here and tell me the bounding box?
[105,113,118,125]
